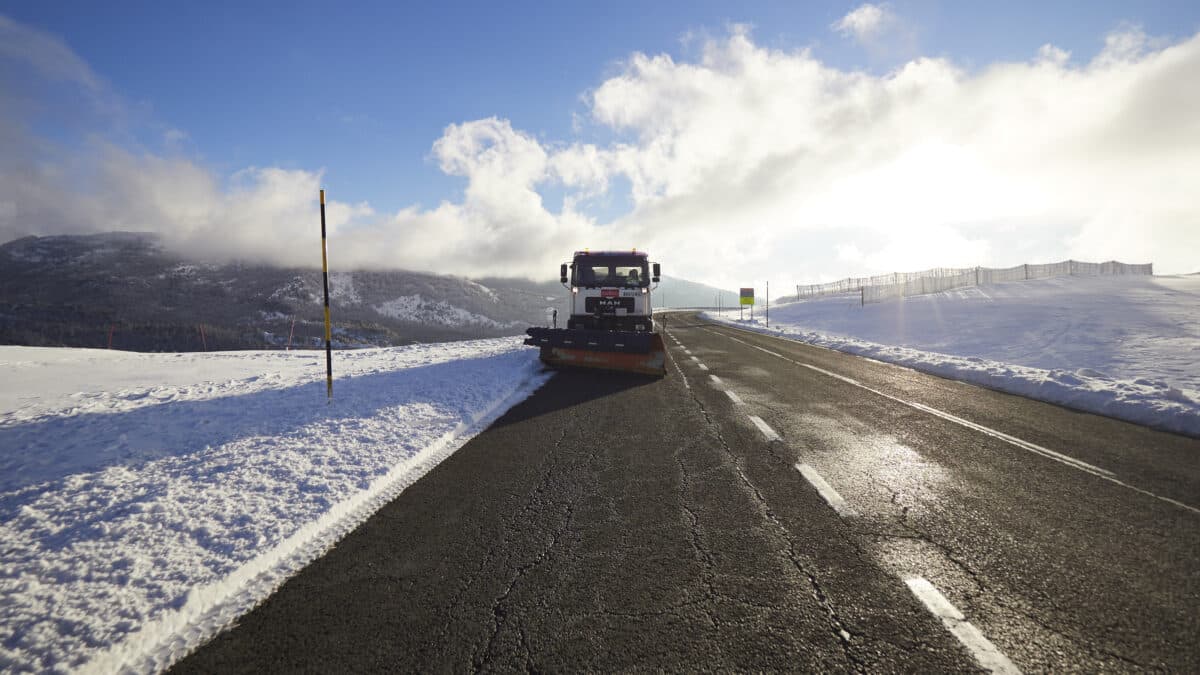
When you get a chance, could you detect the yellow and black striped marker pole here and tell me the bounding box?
[319,189,333,401]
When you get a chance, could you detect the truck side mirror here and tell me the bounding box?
[560,263,568,284]
[652,263,661,282]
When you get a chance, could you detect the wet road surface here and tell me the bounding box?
[174,314,1200,672]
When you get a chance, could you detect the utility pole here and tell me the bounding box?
[766,280,769,328]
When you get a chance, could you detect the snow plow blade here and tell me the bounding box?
[524,327,667,376]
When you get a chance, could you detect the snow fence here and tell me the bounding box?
[792,260,1153,304]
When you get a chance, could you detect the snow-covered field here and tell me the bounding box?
[0,340,549,673]
[707,275,1200,437]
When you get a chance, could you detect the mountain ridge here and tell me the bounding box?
[0,232,735,351]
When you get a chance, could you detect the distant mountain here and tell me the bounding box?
[0,233,731,351]
[0,233,564,351]
[652,276,742,310]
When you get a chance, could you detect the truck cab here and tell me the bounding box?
[560,251,661,332]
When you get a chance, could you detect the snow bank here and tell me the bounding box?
[0,340,550,672]
[706,276,1200,437]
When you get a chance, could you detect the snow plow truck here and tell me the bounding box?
[524,250,667,376]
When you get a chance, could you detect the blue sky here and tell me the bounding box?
[2,2,1199,285]
[5,0,1195,212]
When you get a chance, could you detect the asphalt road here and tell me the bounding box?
[174,313,1200,672]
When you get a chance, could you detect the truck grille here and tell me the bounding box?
[584,297,635,314]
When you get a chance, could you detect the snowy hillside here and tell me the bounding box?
[374,294,524,330]
[0,342,550,672]
[0,233,564,350]
[708,275,1200,436]
[1,232,736,351]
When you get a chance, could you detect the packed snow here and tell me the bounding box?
[707,275,1200,437]
[0,340,550,672]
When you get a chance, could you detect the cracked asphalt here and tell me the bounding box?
[173,314,1200,672]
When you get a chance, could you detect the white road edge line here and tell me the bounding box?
[725,390,744,405]
[905,577,1021,674]
[794,464,855,517]
[748,415,781,442]
[707,328,1200,516]
[667,348,690,389]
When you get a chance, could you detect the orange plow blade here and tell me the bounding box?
[525,328,667,376]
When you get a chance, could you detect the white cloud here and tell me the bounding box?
[575,25,1200,284]
[2,15,1199,288]
[833,4,892,43]
[836,243,863,263]
[163,128,188,146]
[831,3,917,63]
[0,14,100,90]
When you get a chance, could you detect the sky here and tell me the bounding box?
[1,1,1198,291]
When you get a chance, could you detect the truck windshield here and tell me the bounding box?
[572,257,650,287]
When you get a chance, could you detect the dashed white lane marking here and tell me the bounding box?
[690,356,700,362]
[683,349,692,354]
[709,375,724,387]
[725,390,744,405]
[794,464,854,517]
[748,415,781,442]
[707,328,1200,516]
[698,364,709,371]
[905,578,1021,674]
